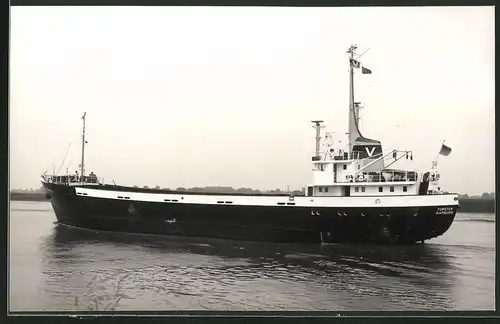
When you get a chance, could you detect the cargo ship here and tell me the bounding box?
[41,44,459,244]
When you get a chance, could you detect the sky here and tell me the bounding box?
[10,6,495,195]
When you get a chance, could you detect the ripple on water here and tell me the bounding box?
[8,204,496,311]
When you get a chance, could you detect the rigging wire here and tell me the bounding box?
[56,143,72,176]
[65,155,75,174]
[48,143,71,175]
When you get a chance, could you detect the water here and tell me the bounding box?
[9,201,495,312]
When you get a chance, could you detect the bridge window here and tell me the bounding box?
[403,186,408,192]
[379,187,383,192]
[319,187,323,193]
[355,187,359,192]
[361,187,365,192]
[343,165,347,170]
[390,186,394,192]
[324,187,329,192]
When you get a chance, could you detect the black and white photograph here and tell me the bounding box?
[8,5,495,313]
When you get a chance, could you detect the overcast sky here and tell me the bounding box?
[10,6,494,195]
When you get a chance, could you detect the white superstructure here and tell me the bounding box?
[305,45,446,198]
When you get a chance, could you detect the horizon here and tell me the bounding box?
[10,6,495,194]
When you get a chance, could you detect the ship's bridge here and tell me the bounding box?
[307,146,423,198]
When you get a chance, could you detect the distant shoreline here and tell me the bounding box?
[10,192,49,201]
[10,191,495,214]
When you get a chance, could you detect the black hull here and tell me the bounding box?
[42,182,457,245]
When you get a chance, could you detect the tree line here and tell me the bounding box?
[458,192,495,200]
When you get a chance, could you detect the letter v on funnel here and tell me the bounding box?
[365,146,376,157]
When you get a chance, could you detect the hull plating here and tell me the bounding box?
[42,182,457,245]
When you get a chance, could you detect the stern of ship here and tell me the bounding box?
[316,193,459,245]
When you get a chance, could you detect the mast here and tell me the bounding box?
[347,44,363,154]
[80,112,87,182]
[311,120,325,157]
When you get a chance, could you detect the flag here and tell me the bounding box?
[362,66,372,74]
[439,144,452,156]
[350,58,360,68]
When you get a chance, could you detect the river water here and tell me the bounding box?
[8,201,495,312]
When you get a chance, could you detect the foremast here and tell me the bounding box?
[80,112,87,183]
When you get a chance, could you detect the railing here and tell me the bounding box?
[44,174,100,185]
[312,151,369,161]
[343,170,418,183]
[313,150,411,164]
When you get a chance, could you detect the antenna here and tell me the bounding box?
[347,44,357,55]
[80,112,87,183]
[311,120,325,157]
